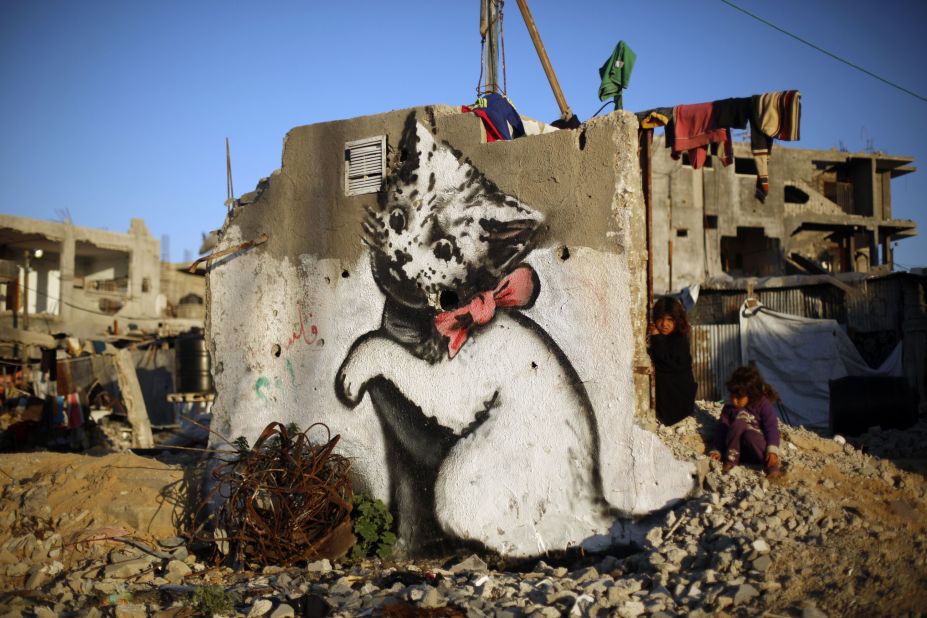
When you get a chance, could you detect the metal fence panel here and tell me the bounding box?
[690,324,741,402]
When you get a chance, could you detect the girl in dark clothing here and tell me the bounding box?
[648,297,697,426]
[709,365,783,479]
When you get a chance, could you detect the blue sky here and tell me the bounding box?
[2,0,925,268]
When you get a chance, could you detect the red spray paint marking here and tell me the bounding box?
[285,306,319,350]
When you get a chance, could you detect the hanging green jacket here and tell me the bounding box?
[598,41,637,109]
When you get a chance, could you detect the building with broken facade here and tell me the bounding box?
[649,138,917,294]
[0,214,205,340]
[645,136,924,424]
[0,215,211,449]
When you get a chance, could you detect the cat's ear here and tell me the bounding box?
[394,113,432,180]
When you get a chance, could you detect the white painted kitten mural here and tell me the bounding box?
[336,116,618,557]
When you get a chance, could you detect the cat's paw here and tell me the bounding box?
[335,337,380,407]
[335,361,365,407]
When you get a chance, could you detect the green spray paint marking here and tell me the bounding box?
[285,359,296,387]
[255,376,270,401]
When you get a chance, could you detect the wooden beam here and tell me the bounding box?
[113,348,154,449]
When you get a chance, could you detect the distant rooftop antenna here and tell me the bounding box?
[54,208,72,224]
[225,137,235,211]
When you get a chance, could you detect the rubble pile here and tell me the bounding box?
[1,404,925,616]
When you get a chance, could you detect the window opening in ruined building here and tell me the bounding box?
[720,227,782,278]
[142,276,151,293]
[74,242,129,294]
[345,135,386,196]
[705,215,719,229]
[676,229,688,237]
[734,157,758,176]
[784,185,810,204]
[823,180,854,212]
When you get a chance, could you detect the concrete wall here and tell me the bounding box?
[207,106,694,557]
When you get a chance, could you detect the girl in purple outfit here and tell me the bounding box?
[708,366,783,479]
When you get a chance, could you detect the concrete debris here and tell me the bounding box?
[0,401,924,616]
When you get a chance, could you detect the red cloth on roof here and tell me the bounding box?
[461,105,504,142]
[671,102,732,169]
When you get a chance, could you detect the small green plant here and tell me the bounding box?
[350,494,397,560]
[189,585,241,615]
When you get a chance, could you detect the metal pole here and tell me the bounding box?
[641,128,655,412]
[22,251,29,331]
[514,0,574,120]
[481,0,501,93]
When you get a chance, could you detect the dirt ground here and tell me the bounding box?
[0,450,189,592]
[0,412,926,616]
[667,405,927,616]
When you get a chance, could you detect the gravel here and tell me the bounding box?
[1,403,925,616]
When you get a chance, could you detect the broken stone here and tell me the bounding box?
[752,538,771,554]
[617,600,646,618]
[158,536,186,548]
[753,555,772,573]
[247,599,273,618]
[305,559,331,572]
[269,604,295,618]
[449,554,488,574]
[420,586,443,608]
[163,560,191,584]
[645,526,663,546]
[103,556,155,579]
[733,583,760,605]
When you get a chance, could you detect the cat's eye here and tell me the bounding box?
[433,239,453,261]
[389,208,406,233]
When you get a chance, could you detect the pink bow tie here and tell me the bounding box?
[434,265,537,359]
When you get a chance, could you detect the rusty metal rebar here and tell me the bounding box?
[193,422,353,567]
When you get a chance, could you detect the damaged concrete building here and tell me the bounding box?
[650,138,918,294]
[0,215,212,448]
[0,214,206,339]
[206,106,696,557]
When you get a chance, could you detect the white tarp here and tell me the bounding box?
[739,302,902,431]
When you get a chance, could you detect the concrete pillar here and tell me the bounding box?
[114,348,153,448]
[58,225,75,323]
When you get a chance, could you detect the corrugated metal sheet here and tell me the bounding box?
[689,285,845,325]
[845,277,903,333]
[690,324,741,401]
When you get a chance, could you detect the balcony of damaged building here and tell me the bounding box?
[0,215,215,460]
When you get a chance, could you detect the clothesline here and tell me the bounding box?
[634,91,802,204]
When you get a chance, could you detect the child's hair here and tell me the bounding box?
[725,365,779,403]
[651,296,690,336]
